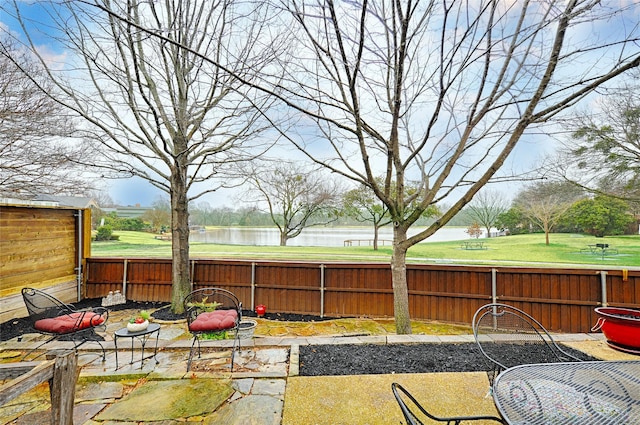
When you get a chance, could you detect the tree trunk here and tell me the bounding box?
[170,167,191,314]
[544,223,550,246]
[373,224,379,251]
[391,225,411,334]
[279,230,288,246]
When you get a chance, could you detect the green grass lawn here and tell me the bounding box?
[91,230,640,267]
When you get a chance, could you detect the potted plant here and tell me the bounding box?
[186,299,222,312]
[236,319,257,339]
[127,310,151,332]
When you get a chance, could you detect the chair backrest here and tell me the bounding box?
[391,383,428,425]
[392,383,506,425]
[472,303,581,374]
[183,287,242,326]
[22,287,74,320]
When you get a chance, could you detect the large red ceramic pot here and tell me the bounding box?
[593,307,640,354]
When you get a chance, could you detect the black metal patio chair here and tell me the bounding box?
[472,303,582,386]
[392,383,505,424]
[183,287,242,372]
[21,287,108,360]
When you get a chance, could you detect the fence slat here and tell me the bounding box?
[83,258,639,333]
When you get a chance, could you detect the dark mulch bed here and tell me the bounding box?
[0,299,331,342]
[150,303,333,323]
[2,299,599,377]
[0,299,168,342]
[299,343,599,376]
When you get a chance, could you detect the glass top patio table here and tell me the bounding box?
[493,360,640,425]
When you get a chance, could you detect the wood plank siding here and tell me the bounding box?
[0,204,91,323]
[84,258,639,333]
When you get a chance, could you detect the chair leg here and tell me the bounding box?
[230,332,241,372]
[23,333,107,362]
[89,340,106,362]
[69,333,107,362]
[486,365,500,387]
[186,336,200,372]
[21,335,58,361]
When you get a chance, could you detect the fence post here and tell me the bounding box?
[49,350,78,425]
[600,270,608,307]
[491,268,498,304]
[320,264,325,318]
[251,262,256,309]
[190,260,196,287]
[122,259,128,298]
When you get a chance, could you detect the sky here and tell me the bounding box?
[2,1,639,209]
[107,177,162,207]
[107,177,238,208]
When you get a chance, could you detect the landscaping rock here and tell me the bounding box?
[95,379,233,422]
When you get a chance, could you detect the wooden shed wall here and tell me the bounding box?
[0,205,91,323]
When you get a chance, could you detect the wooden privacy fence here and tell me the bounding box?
[84,258,639,333]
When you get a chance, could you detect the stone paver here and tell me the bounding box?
[232,378,254,394]
[95,379,233,422]
[205,395,284,425]
[76,382,124,402]
[14,402,107,425]
[253,378,286,396]
[1,310,633,424]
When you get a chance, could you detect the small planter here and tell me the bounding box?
[593,307,640,353]
[127,320,149,333]
[201,330,227,340]
[236,319,257,339]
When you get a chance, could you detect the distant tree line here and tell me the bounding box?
[459,182,636,246]
[94,177,636,250]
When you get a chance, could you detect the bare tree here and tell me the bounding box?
[252,1,640,333]
[1,1,278,312]
[465,223,483,239]
[549,71,640,201]
[241,161,342,246]
[142,197,171,233]
[342,182,391,250]
[89,190,116,208]
[516,181,584,245]
[0,37,94,198]
[466,190,509,238]
[189,201,215,227]
[342,179,439,249]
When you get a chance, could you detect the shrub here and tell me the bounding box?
[95,225,113,241]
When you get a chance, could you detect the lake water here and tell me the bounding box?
[189,226,472,247]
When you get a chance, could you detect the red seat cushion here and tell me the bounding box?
[34,312,105,334]
[189,309,238,332]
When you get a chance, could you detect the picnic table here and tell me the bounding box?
[461,240,486,250]
[582,243,618,258]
